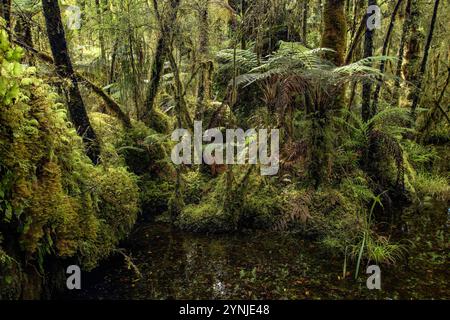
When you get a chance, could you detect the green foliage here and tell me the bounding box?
[176,167,284,232]
[412,173,450,202]
[0,38,139,296]
[402,140,439,171]
[140,178,174,216]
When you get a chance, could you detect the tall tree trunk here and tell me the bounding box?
[1,0,12,33]
[361,0,376,123]
[302,0,308,46]
[14,12,35,65]
[410,0,440,119]
[143,37,165,120]
[371,0,403,115]
[400,0,421,111]
[308,0,347,188]
[95,0,106,63]
[41,0,100,164]
[143,0,181,124]
[392,0,411,105]
[195,0,211,121]
[321,0,347,66]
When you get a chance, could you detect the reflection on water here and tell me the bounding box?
[69,202,449,300]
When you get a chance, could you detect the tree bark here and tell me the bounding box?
[41,0,100,164]
[321,0,347,66]
[195,0,211,121]
[392,0,411,105]
[143,0,181,123]
[361,0,376,123]
[11,36,132,128]
[143,36,166,120]
[302,0,308,46]
[371,0,403,115]
[400,0,421,111]
[410,0,440,119]
[95,0,106,63]
[0,0,11,31]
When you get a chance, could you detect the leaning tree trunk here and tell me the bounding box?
[41,0,100,164]
[410,0,440,120]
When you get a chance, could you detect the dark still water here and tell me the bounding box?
[66,202,449,300]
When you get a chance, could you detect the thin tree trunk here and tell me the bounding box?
[1,0,12,34]
[41,0,100,163]
[400,0,421,111]
[371,0,403,114]
[410,0,440,119]
[195,0,210,121]
[12,36,132,128]
[392,0,411,105]
[302,0,308,46]
[143,36,166,120]
[108,38,119,92]
[14,12,34,65]
[362,0,376,123]
[95,0,106,63]
[143,0,181,123]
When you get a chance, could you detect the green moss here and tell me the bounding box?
[147,108,172,134]
[0,36,140,297]
[412,172,450,202]
[140,178,174,216]
[176,199,230,233]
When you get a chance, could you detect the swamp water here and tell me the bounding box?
[66,201,449,300]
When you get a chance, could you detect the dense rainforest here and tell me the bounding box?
[0,0,448,300]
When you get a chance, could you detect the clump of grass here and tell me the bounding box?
[413,172,450,201]
[349,194,404,279]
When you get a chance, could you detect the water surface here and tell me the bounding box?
[69,202,449,300]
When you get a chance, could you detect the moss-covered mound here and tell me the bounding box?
[0,31,139,299]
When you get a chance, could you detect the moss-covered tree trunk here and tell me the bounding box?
[321,0,347,66]
[308,0,347,188]
[195,0,211,121]
[143,0,181,124]
[400,0,422,112]
[41,0,100,164]
[302,0,308,46]
[392,0,411,105]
